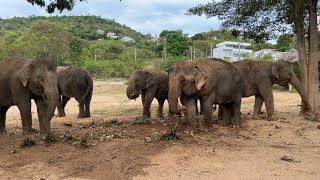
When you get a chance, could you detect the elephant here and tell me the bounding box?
[218,60,311,120]
[126,67,169,119]
[0,56,59,135]
[56,66,93,118]
[168,58,243,131]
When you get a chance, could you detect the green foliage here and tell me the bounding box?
[276,34,295,52]
[82,60,144,78]
[159,56,189,72]
[159,30,190,56]
[68,36,88,66]
[0,31,21,58]
[0,16,147,42]
[250,42,276,51]
[187,1,295,42]
[26,0,88,13]
[13,19,69,65]
[191,33,205,40]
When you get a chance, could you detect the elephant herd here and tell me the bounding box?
[127,58,311,132]
[0,56,310,136]
[0,56,93,135]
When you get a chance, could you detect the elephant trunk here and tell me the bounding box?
[126,78,139,99]
[168,78,181,115]
[43,73,59,135]
[290,75,311,110]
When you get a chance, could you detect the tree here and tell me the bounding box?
[159,30,189,56]
[276,34,295,52]
[69,36,87,66]
[187,0,319,113]
[14,20,69,65]
[191,33,205,40]
[26,0,87,13]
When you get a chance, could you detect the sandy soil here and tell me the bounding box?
[0,79,320,180]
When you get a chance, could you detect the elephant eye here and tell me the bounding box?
[37,75,45,82]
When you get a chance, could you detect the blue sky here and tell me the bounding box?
[0,0,221,37]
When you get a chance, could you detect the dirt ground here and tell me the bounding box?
[1,78,320,180]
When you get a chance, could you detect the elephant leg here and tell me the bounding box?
[258,86,275,120]
[34,98,49,134]
[233,100,242,127]
[16,100,32,133]
[61,96,70,117]
[218,105,223,120]
[253,95,264,119]
[220,104,232,126]
[200,97,214,130]
[78,102,85,118]
[142,92,154,118]
[0,106,10,133]
[186,97,197,128]
[57,95,65,117]
[195,99,199,115]
[156,99,165,118]
[84,92,92,118]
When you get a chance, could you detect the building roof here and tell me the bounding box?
[216,41,251,47]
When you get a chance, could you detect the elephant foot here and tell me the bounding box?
[183,126,196,135]
[156,117,164,122]
[252,114,260,119]
[58,113,66,117]
[0,128,7,134]
[267,116,277,121]
[220,120,232,126]
[199,124,213,132]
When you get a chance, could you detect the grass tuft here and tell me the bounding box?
[160,123,179,141]
[131,116,151,125]
[44,132,58,144]
[20,137,35,148]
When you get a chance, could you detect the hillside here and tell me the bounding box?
[0,15,149,41]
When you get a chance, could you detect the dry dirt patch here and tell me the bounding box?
[1,79,320,180]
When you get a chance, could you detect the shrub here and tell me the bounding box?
[159,56,189,72]
[82,59,144,78]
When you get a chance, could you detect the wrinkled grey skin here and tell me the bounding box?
[126,67,168,119]
[57,66,93,118]
[168,58,243,129]
[0,56,59,135]
[219,60,310,120]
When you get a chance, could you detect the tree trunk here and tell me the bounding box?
[292,0,309,113]
[308,0,320,112]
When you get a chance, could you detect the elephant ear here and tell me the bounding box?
[145,72,154,89]
[17,63,33,87]
[272,65,280,79]
[194,66,207,90]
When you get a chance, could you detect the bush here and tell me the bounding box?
[159,56,189,72]
[82,60,144,78]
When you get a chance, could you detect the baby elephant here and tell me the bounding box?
[57,66,93,118]
[126,67,168,119]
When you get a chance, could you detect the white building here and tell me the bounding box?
[212,41,252,61]
[121,36,135,42]
[106,31,119,39]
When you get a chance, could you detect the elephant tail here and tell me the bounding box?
[79,75,93,104]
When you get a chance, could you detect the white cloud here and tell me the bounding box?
[0,0,221,37]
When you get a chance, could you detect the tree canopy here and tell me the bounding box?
[159,30,190,56]
[26,0,87,13]
[187,0,320,113]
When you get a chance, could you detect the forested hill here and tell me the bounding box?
[0,15,149,41]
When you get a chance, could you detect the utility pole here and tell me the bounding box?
[135,47,137,63]
[238,42,241,61]
[210,44,213,57]
[190,46,193,60]
[193,46,196,60]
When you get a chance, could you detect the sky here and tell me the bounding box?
[0,0,222,37]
